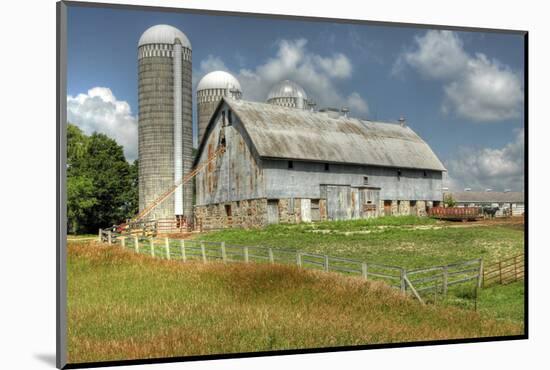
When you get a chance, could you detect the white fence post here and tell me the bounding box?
[107,231,112,245]
[98,229,102,242]
[244,246,249,263]
[362,263,368,280]
[324,255,329,272]
[120,236,126,248]
[268,248,274,264]
[150,237,154,257]
[297,252,302,267]
[134,235,139,253]
[180,240,186,262]
[165,237,170,260]
[400,269,406,293]
[478,259,484,289]
[201,241,207,263]
[443,266,449,296]
[221,242,227,262]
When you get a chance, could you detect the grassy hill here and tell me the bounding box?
[67,241,523,364]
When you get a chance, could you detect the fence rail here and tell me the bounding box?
[97,229,482,305]
[483,254,524,287]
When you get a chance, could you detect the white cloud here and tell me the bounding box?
[443,53,524,121]
[67,87,137,161]
[396,30,523,123]
[313,53,352,78]
[444,128,524,191]
[199,55,228,74]
[398,30,469,80]
[196,38,369,117]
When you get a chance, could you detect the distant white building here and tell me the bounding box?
[444,191,525,217]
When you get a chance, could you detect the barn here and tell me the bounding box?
[193,96,446,229]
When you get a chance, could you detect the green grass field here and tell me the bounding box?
[67,242,523,364]
[195,216,524,268]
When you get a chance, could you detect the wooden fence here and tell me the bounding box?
[98,229,482,305]
[483,254,524,287]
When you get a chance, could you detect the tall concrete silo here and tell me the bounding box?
[138,24,193,222]
[196,71,242,145]
[266,80,308,109]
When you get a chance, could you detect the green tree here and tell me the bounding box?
[443,193,457,208]
[67,176,97,234]
[66,124,138,233]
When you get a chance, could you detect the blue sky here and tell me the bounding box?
[66,4,525,191]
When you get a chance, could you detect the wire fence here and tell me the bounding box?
[98,229,484,305]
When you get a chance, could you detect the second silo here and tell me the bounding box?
[196,71,242,145]
[266,80,309,109]
[138,24,193,222]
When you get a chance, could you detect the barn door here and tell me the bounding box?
[351,188,360,219]
[361,189,380,218]
[301,199,312,222]
[384,200,392,216]
[267,200,279,224]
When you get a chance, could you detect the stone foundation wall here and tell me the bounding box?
[195,199,268,230]
[196,196,432,230]
[398,200,410,215]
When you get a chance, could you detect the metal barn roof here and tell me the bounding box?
[446,191,524,203]
[196,98,446,171]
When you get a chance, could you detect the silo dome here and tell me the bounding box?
[138,24,191,49]
[267,80,308,101]
[266,80,308,109]
[197,71,242,92]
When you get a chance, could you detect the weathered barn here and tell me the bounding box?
[445,191,525,217]
[193,97,446,229]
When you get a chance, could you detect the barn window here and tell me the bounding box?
[397,169,402,180]
[363,176,369,185]
[324,163,330,172]
[423,170,428,177]
[288,160,294,169]
[221,111,226,126]
[227,110,233,125]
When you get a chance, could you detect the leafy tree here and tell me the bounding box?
[66,124,138,233]
[67,176,97,234]
[443,193,457,208]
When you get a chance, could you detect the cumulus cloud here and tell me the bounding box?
[395,30,523,122]
[67,87,137,161]
[196,38,369,117]
[444,128,524,191]
[442,54,524,121]
[199,55,228,74]
[396,30,468,80]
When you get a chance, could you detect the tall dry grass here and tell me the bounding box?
[67,242,523,364]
